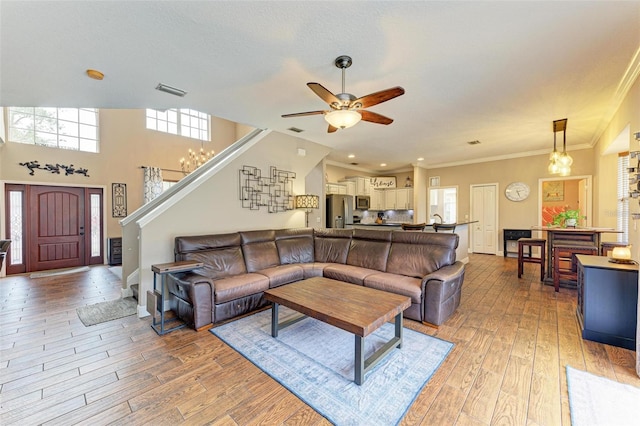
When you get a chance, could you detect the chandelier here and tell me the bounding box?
[548,118,572,176]
[180,146,214,174]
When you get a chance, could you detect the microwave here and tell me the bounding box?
[355,195,370,210]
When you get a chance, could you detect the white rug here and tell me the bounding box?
[30,266,90,278]
[567,365,640,426]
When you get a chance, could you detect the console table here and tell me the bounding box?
[576,255,638,350]
[150,260,203,335]
[503,229,532,257]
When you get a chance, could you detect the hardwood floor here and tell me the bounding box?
[1,254,638,425]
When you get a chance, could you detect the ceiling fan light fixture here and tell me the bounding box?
[324,109,361,129]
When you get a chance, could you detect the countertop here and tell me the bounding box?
[348,221,478,227]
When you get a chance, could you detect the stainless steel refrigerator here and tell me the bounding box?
[326,194,353,228]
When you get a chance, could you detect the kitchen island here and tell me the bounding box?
[348,221,476,263]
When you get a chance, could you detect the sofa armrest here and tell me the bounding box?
[167,272,214,329]
[421,261,466,326]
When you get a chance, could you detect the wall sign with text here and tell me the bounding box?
[369,177,397,189]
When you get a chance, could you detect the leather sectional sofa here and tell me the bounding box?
[167,228,466,330]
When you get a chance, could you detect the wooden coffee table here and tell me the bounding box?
[264,277,411,385]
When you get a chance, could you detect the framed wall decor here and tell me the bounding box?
[543,181,564,201]
[369,176,397,189]
[112,183,127,217]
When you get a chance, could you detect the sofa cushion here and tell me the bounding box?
[214,273,270,304]
[364,272,422,303]
[275,228,314,264]
[314,228,353,263]
[299,262,329,278]
[240,230,280,272]
[323,263,378,285]
[175,233,247,279]
[386,231,458,277]
[346,229,392,271]
[258,264,304,288]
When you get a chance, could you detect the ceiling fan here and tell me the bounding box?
[282,55,405,133]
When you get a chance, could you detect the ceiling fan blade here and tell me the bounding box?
[360,110,393,125]
[328,124,338,133]
[351,86,405,109]
[281,110,325,118]
[307,82,340,106]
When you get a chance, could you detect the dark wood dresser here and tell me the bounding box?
[108,237,122,266]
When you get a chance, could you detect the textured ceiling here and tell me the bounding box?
[1,1,639,172]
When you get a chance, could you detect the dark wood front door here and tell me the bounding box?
[29,186,86,271]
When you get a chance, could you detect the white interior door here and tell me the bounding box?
[471,184,498,254]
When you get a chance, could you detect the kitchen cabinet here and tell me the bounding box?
[384,190,397,209]
[339,180,356,197]
[576,254,638,350]
[370,189,384,210]
[382,188,413,210]
[342,177,370,195]
[326,183,347,194]
[396,188,413,210]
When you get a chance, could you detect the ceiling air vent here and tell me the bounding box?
[288,127,304,133]
[155,83,187,97]
[467,140,481,145]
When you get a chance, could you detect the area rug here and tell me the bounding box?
[211,307,453,425]
[566,365,640,425]
[76,297,137,326]
[30,266,90,278]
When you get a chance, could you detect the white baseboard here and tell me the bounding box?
[127,268,139,286]
[121,287,133,298]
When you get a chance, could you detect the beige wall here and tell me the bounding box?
[135,131,331,312]
[0,109,239,239]
[421,148,596,250]
[594,74,640,247]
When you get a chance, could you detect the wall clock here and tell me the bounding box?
[505,182,530,202]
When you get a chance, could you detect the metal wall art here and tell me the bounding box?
[19,160,90,177]
[112,183,127,218]
[239,165,296,213]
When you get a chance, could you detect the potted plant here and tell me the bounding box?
[552,209,585,228]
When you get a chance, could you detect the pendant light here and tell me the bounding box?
[548,118,571,176]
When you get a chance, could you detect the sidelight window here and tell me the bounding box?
[8,190,23,265]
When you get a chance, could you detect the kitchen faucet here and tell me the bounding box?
[433,214,443,224]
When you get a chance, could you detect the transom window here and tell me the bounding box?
[145,108,210,141]
[8,107,99,152]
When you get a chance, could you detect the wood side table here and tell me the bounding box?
[150,260,203,335]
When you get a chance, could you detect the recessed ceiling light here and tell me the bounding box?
[467,140,481,145]
[380,163,387,167]
[417,157,424,161]
[155,83,187,97]
[348,154,355,158]
[86,69,104,80]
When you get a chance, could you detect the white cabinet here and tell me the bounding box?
[370,189,384,210]
[358,177,370,196]
[339,180,356,197]
[396,188,413,210]
[326,183,347,194]
[380,188,413,210]
[384,190,397,210]
[342,177,370,195]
